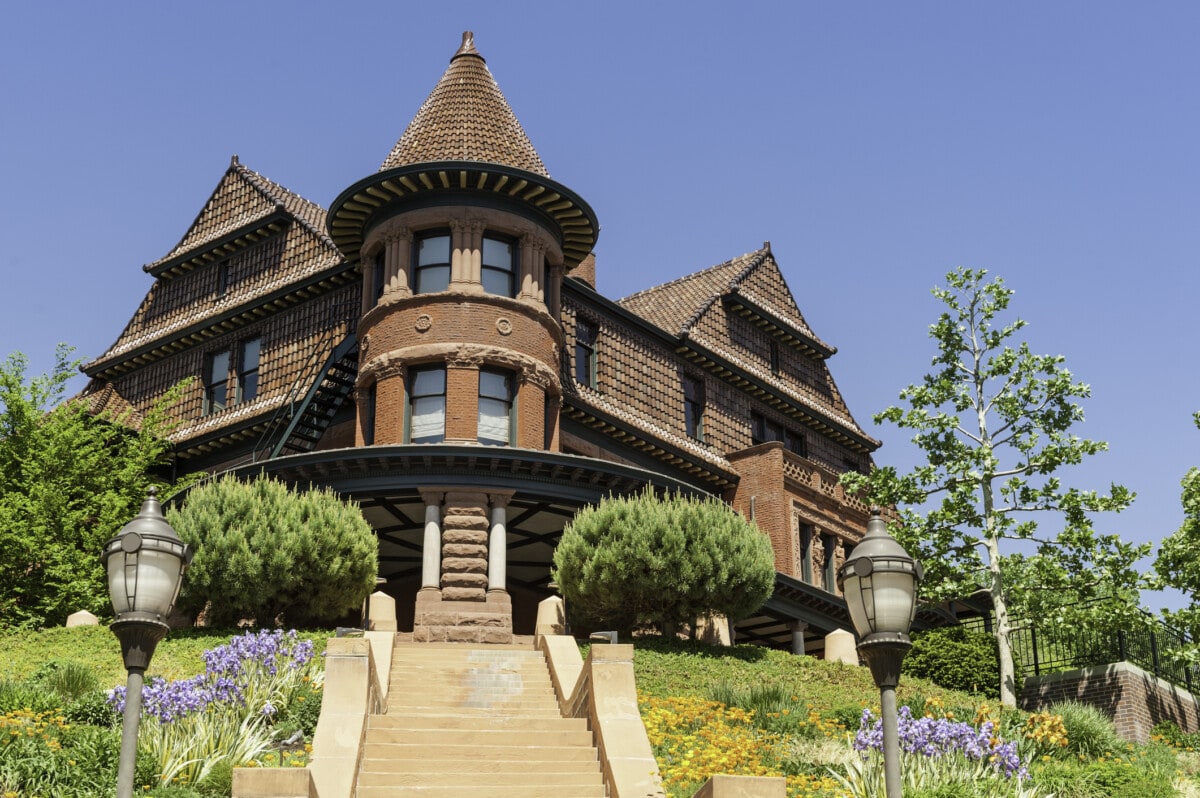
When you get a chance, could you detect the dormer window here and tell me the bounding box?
[481,234,516,297]
[414,233,451,294]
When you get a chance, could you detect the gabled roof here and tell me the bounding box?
[146,156,334,275]
[618,244,832,353]
[84,159,349,378]
[379,31,548,176]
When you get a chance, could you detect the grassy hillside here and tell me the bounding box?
[1,627,1197,798]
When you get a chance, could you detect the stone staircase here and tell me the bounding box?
[354,642,607,797]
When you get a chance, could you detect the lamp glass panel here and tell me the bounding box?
[131,547,183,616]
[843,574,872,638]
[107,550,133,615]
[870,569,917,634]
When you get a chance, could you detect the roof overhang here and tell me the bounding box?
[723,294,836,359]
[327,162,599,269]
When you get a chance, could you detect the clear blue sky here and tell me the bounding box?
[2,3,1196,611]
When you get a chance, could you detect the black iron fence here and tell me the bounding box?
[961,603,1200,693]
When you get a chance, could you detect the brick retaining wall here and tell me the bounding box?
[1020,661,1200,743]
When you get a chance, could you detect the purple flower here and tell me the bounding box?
[855,706,1030,780]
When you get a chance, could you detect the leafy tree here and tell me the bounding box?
[842,269,1140,706]
[902,625,1000,698]
[168,476,378,627]
[1153,412,1200,648]
[0,345,187,629]
[551,488,775,636]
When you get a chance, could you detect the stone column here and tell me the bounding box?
[488,493,512,594]
[440,491,490,601]
[385,229,412,297]
[790,620,808,655]
[449,219,469,287]
[418,490,444,593]
[360,252,377,315]
[548,263,563,318]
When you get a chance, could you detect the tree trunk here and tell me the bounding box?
[987,533,1019,707]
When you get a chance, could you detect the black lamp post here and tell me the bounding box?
[101,487,192,798]
[837,508,923,798]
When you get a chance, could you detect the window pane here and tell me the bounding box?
[418,235,450,265]
[479,370,511,400]
[410,397,445,443]
[208,351,230,384]
[240,339,260,370]
[416,264,450,293]
[482,267,512,296]
[482,237,512,268]
[478,398,510,445]
[411,368,445,397]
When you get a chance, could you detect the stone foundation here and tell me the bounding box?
[413,589,513,644]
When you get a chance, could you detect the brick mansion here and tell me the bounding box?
[80,31,907,652]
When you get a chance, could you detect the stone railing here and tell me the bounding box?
[539,633,665,798]
[232,629,393,798]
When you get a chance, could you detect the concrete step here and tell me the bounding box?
[356,770,605,788]
[357,784,605,798]
[384,705,566,720]
[358,756,600,774]
[364,726,594,747]
[369,713,587,732]
[362,742,600,762]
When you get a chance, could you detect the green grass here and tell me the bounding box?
[0,625,334,691]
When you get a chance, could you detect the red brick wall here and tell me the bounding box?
[1020,663,1200,743]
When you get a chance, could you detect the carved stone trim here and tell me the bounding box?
[495,317,513,336]
[414,314,433,333]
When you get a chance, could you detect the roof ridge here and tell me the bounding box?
[618,244,769,306]
[231,158,338,250]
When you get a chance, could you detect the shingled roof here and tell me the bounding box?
[619,245,830,349]
[379,31,548,176]
[145,156,334,274]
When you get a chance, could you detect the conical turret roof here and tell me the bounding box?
[379,31,548,176]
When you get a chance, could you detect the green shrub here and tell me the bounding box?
[64,688,119,728]
[275,677,323,738]
[32,659,100,702]
[552,489,775,635]
[1049,700,1123,758]
[0,679,60,715]
[168,476,377,627]
[903,625,1000,698]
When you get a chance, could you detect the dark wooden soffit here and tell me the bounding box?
[146,211,292,278]
[560,399,738,491]
[327,161,598,270]
[207,445,706,505]
[85,262,358,379]
[722,294,836,360]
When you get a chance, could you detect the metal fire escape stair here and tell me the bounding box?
[254,332,358,461]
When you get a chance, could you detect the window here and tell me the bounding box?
[372,248,386,300]
[237,338,261,403]
[478,369,514,446]
[481,235,516,297]
[751,412,806,456]
[414,233,451,294]
[408,367,446,443]
[203,350,231,415]
[575,319,597,387]
[799,525,814,584]
[682,375,705,440]
[362,384,376,446]
[216,260,230,297]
